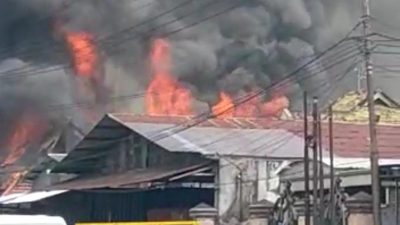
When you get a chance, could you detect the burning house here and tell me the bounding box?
[0,0,328,199]
[2,0,400,224]
[2,111,400,225]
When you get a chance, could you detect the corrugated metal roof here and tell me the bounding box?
[121,122,307,159]
[110,114,400,159]
[50,163,211,190]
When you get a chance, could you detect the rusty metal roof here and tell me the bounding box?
[116,121,307,159]
[109,113,400,159]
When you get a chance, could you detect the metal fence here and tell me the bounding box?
[76,222,199,225]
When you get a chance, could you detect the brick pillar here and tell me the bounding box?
[189,203,218,225]
[346,192,373,225]
[248,199,274,225]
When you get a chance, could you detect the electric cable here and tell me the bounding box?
[51,49,363,167]
[0,21,362,176]
[0,0,195,77]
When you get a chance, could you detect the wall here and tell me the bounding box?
[382,187,400,225]
[28,188,214,225]
[217,157,274,223]
[102,133,207,174]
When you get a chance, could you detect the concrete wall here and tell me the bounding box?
[382,187,400,225]
[216,157,279,222]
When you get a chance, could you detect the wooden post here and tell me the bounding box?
[329,105,335,225]
[318,113,325,219]
[312,97,319,224]
[303,92,311,225]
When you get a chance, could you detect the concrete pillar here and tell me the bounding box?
[346,191,373,225]
[248,199,274,225]
[295,199,306,225]
[295,199,314,225]
[189,203,218,225]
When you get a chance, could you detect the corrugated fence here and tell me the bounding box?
[77,222,199,225]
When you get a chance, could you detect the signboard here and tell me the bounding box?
[77,222,199,225]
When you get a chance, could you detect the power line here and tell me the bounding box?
[0,0,156,60]
[57,42,362,158]
[0,0,242,82]
[0,0,196,77]
[0,42,362,171]
[149,46,362,142]
[0,15,363,179]
[38,43,360,113]
[242,59,362,157]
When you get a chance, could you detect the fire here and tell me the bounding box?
[212,91,289,118]
[212,92,234,118]
[146,39,193,115]
[234,92,260,117]
[144,39,289,118]
[65,32,98,77]
[1,114,46,167]
[260,95,290,117]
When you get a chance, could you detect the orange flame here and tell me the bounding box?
[1,115,46,167]
[212,92,289,118]
[65,32,98,77]
[144,39,289,118]
[260,95,290,117]
[146,39,193,116]
[212,92,234,118]
[234,92,260,117]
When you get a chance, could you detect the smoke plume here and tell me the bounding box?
[0,0,399,143]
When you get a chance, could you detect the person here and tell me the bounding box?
[323,178,349,225]
[272,181,297,225]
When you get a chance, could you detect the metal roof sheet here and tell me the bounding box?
[110,114,400,159]
[50,163,211,190]
[122,122,307,159]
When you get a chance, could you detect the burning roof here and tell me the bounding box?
[53,113,400,173]
[1,0,400,195]
[109,113,400,159]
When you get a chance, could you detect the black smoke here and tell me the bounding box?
[0,0,399,128]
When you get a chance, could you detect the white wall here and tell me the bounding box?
[216,157,281,221]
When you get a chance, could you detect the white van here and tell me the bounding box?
[0,215,67,225]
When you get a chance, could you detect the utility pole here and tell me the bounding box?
[312,97,319,225]
[318,113,324,219]
[362,0,381,224]
[328,104,335,225]
[303,92,311,225]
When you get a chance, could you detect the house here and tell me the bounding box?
[0,108,399,224]
[332,89,400,123]
[3,89,400,225]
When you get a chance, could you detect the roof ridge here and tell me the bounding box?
[108,113,400,128]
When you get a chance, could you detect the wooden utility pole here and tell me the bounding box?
[312,97,319,225]
[328,105,335,225]
[362,0,381,224]
[303,92,311,225]
[318,113,324,218]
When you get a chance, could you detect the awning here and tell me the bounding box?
[0,215,66,225]
[50,163,212,190]
[0,193,25,203]
[0,190,67,205]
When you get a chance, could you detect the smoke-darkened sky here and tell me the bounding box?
[0,0,399,120]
